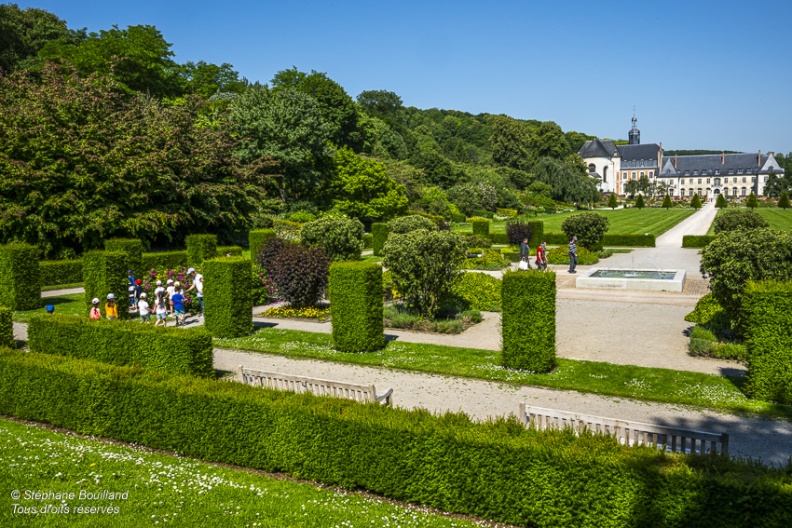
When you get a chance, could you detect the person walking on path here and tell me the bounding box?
[154,290,168,327]
[568,236,578,274]
[519,237,531,270]
[171,287,186,327]
[536,242,547,271]
[186,267,204,317]
[105,294,119,320]
[137,292,151,324]
[166,279,176,316]
[89,298,102,320]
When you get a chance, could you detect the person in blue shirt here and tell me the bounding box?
[170,287,186,327]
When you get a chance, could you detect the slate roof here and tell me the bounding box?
[616,143,659,162]
[578,139,618,159]
[658,153,783,177]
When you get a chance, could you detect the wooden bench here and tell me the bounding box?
[238,365,393,405]
[518,404,729,455]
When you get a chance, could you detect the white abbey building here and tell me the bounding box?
[578,117,784,199]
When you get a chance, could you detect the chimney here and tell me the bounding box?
[758,150,761,166]
[658,142,663,168]
[721,151,725,164]
[674,154,677,168]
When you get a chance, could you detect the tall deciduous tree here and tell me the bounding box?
[356,89,405,131]
[231,86,332,204]
[0,3,79,73]
[490,116,530,171]
[331,148,408,221]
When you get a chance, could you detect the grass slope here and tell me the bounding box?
[0,417,485,528]
[215,328,792,421]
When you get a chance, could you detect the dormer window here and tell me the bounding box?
[693,170,698,176]
[685,170,690,176]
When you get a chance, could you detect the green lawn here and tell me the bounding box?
[12,293,85,322]
[0,417,481,528]
[706,207,792,234]
[215,328,792,421]
[453,208,695,237]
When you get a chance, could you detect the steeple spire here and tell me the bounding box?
[628,109,640,145]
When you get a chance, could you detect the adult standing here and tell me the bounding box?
[536,242,547,271]
[519,237,531,270]
[568,236,578,274]
[186,267,204,317]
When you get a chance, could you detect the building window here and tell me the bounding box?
[742,177,746,183]
[640,172,645,178]
[741,187,747,197]
[623,172,627,179]
[751,177,755,183]
[733,188,738,197]
[603,166,608,183]
[714,178,720,186]
[765,176,770,182]
[665,169,670,175]
[698,178,702,184]
[588,164,596,172]
[631,172,636,179]
[650,171,654,177]
[729,169,734,175]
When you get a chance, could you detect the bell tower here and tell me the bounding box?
[628,112,640,145]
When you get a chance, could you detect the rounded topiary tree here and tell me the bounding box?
[607,193,618,210]
[382,230,465,318]
[635,194,645,209]
[560,213,609,251]
[715,193,728,209]
[690,194,702,209]
[662,194,672,210]
[387,214,437,234]
[300,216,364,261]
[778,191,790,210]
[746,192,759,210]
[712,209,770,234]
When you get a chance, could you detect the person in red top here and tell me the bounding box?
[535,242,548,271]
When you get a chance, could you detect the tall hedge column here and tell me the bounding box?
[248,229,276,262]
[105,238,144,275]
[0,243,41,310]
[186,234,218,267]
[372,223,389,257]
[501,270,556,372]
[329,262,385,352]
[203,257,252,338]
[82,250,128,318]
[742,280,792,403]
[0,306,12,348]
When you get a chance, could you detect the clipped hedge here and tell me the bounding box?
[272,218,302,241]
[602,234,655,247]
[142,250,188,272]
[0,306,12,348]
[82,250,128,317]
[362,233,373,250]
[543,233,569,245]
[104,238,145,274]
[546,246,599,266]
[27,315,213,377]
[470,218,490,237]
[249,229,277,261]
[2,349,789,527]
[372,223,389,256]
[329,261,384,352]
[452,272,502,312]
[0,243,41,310]
[742,280,792,403]
[487,233,510,245]
[682,235,717,248]
[39,259,83,286]
[186,234,217,267]
[216,245,243,257]
[501,270,556,372]
[203,257,252,338]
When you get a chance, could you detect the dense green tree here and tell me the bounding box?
[330,148,408,221]
[358,114,408,159]
[0,65,266,257]
[356,89,405,131]
[490,116,530,171]
[746,192,759,210]
[530,121,570,160]
[662,194,672,210]
[635,194,645,209]
[271,67,361,150]
[638,175,652,195]
[179,61,246,97]
[532,157,599,204]
[565,130,596,154]
[763,171,792,198]
[624,180,639,197]
[607,193,618,210]
[690,194,702,209]
[779,191,791,209]
[0,3,79,73]
[300,215,364,261]
[231,86,332,204]
[715,193,728,209]
[415,186,458,219]
[447,182,498,216]
[38,24,182,97]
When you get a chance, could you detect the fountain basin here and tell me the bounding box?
[576,268,686,292]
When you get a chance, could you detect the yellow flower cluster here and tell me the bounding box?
[265,306,331,321]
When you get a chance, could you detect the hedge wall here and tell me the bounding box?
[0,306,12,348]
[217,245,243,257]
[543,233,569,245]
[27,315,213,377]
[329,261,384,352]
[104,238,144,274]
[203,257,252,338]
[249,229,276,261]
[487,233,509,245]
[501,270,556,372]
[142,251,188,272]
[82,250,128,317]
[39,259,83,286]
[372,223,389,256]
[362,233,373,250]
[603,234,656,247]
[0,349,790,527]
[742,281,792,403]
[682,235,717,248]
[186,234,218,267]
[0,243,41,311]
[471,219,490,237]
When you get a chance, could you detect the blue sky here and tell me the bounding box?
[15,0,792,153]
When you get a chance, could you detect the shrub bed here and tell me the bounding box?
[742,280,792,403]
[501,270,556,372]
[27,315,213,377]
[265,239,330,308]
[383,304,481,334]
[687,326,748,361]
[329,262,384,352]
[0,306,11,347]
[104,238,145,273]
[39,259,83,287]
[461,249,510,271]
[249,229,277,261]
[506,220,544,246]
[272,218,303,241]
[451,272,501,312]
[682,235,717,248]
[0,243,41,311]
[82,250,128,317]
[2,349,788,527]
[372,223,389,256]
[203,257,252,338]
[546,246,599,266]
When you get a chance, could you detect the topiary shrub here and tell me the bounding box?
[0,243,41,311]
[382,230,465,318]
[451,272,502,311]
[715,193,728,209]
[0,306,12,348]
[39,259,83,286]
[203,257,253,338]
[82,250,128,317]
[387,215,437,234]
[546,246,599,265]
[104,238,144,275]
[746,192,759,210]
[741,280,792,403]
[685,293,726,325]
[690,194,702,209]
[779,191,791,210]
[713,210,770,234]
[268,242,331,308]
[329,261,385,352]
[28,315,213,377]
[506,220,544,246]
[501,270,555,372]
[468,217,491,237]
[635,194,645,209]
[682,235,716,248]
[608,194,619,209]
[601,234,655,247]
[257,237,291,272]
[372,223,389,256]
[561,213,609,251]
[186,234,218,267]
[300,216,364,261]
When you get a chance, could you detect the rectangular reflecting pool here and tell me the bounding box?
[577,268,686,292]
